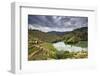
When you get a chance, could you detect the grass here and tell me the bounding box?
[40,42,58,59]
[40,42,57,52]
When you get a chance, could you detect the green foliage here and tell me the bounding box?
[63,27,88,45]
[74,41,88,48]
[55,50,88,59]
[56,51,73,59]
[63,51,74,59]
[56,51,64,59]
[64,36,80,44]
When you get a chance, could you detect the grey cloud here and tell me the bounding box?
[28,15,88,32]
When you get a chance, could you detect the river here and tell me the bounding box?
[53,41,87,52]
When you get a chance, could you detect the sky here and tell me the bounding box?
[28,15,88,32]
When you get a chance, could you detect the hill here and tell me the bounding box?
[63,27,88,45]
[28,29,62,43]
[28,27,88,43]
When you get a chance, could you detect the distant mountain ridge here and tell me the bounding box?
[47,31,66,36]
[29,26,87,34]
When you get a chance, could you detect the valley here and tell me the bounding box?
[28,27,88,60]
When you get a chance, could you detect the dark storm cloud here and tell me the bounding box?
[28,15,88,32]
